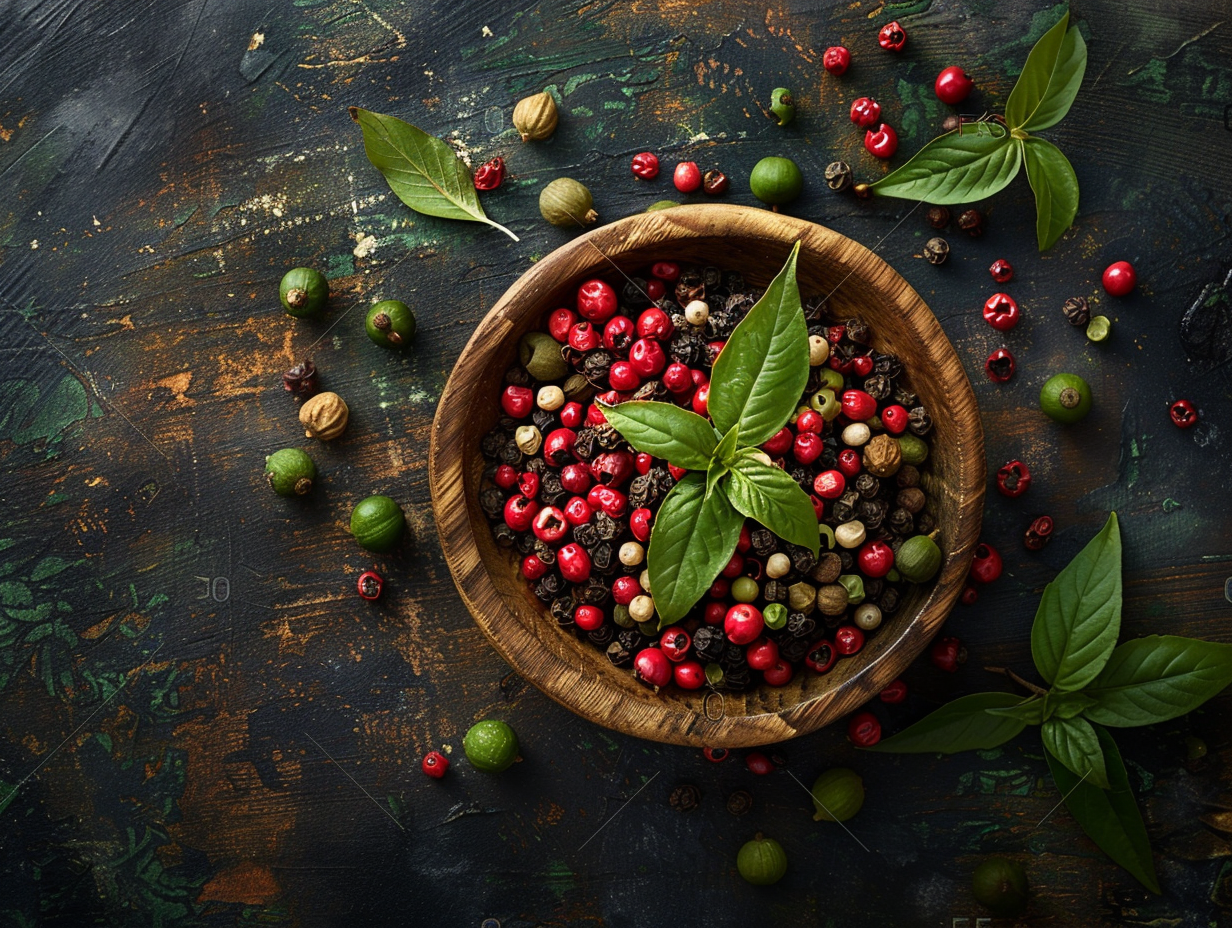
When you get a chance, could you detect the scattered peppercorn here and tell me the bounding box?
[749,156,804,207]
[540,177,598,227]
[703,169,730,196]
[421,750,450,778]
[703,747,729,763]
[969,543,1003,584]
[879,678,908,703]
[923,237,950,265]
[853,182,872,199]
[941,114,962,132]
[726,789,754,816]
[1169,398,1198,428]
[473,156,505,191]
[668,783,702,811]
[746,751,775,775]
[926,206,951,229]
[960,585,978,606]
[930,636,967,672]
[995,460,1031,497]
[985,348,1015,383]
[825,161,853,192]
[630,151,660,180]
[1102,260,1137,297]
[769,87,796,126]
[512,90,558,141]
[1062,296,1091,326]
[989,259,1014,283]
[673,161,702,193]
[957,208,985,237]
[1086,315,1111,342]
[357,570,384,601]
[982,293,1020,331]
[934,66,973,104]
[282,358,319,400]
[850,97,881,129]
[1024,515,1054,551]
[847,710,882,746]
[864,123,899,159]
[823,46,851,75]
[878,20,907,52]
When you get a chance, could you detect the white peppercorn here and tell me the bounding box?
[853,603,882,630]
[808,335,830,366]
[765,553,791,579]
[629,594,655,623]
[841,422,871,447]
[536,385,565,411]
[834,520,867,549]
[684,300,710,326]
[619,541,645,566]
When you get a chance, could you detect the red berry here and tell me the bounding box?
[1024,515,1055,551]
[721,552,744,579]
[608,360,640,391]
[879,679,908,704]
[576,279,618,322]
[837,448,862,477]
[542,428,578,467]
[880,404,909,435]
[762,426,793,456]
[746,751,775,775]
[563,496,593,526]
[878,20,906,52]
[501,385,534,418]
[611,575,642,606]
[630,151,660,180]
[630,508,653,542]
[823,45,851,75]
[989,258,1014,283]
[703,746,728,763]
[662,362,692,393]
[960,585,978,606]
[858,541,894,578]
[548,307,576,342]
[673,161,702,193]
[560,462,591,494]
[517,471,539,500]
[852,354,875,377]
[634,648,672,687]
[637,307,674,341]
[568,321,600,352]
[934,66,973,104]
[813,469,846,500]
[503,494,538,532]
[674,660,706,690]
[995,460,1031,498]
[667,463,687,482]
[983,293,1020,331]
[574,604,605,631]
[1102,260,1137,297]
[472,157,505,191]
[520,554,547,580]
[660,627,692,662]
[532,506,568,544]
[586,485,627,518]
[704,602,727,625]
[969,542,1002,584]
[793,431,823,464]
[930,636,967,673]
[1169,398,1198,428]
[421,750,450,778]
[810,494,825,520]
[864,123,898,158]
[692,383,710,417]
[651,261,680,283]
[841,390,878,421]
[834,625,865,656]
[629,338,667,377]
[764,659,793,686]
[602,315,635,352]
[557,543,592,583]
[848,711,882,746]
[645,278,666,301]
[805,640,838,674]
[985,347,1015,384]
[494,464,518,489]
[796,409,824,434]
[634,453,653,475]
[745,637,779,671]
[357,570,383,601]
[827,324,847,344]
[560,401,584,429]
[850,97,881,128]
[724,603,764,645]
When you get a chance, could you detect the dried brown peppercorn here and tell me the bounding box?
[926,205,951,229]
[810,551,843,584]
[282,359,319,400]
[941,114,962,133]
[896,464,920,488]
[668,783,701,811]
[788,581,818,615]
[864,433,903,477]
[845,318,871,345]
[923,237,950,265]
[703,169,730,195]
[1062,296,1091,326]
[816,584,849,616]
[908,406,933,436]
[897,487,926,514]
[853,182,872,199]
[825,161,853,192]
[726,790,753,816]
[957,208,985,237]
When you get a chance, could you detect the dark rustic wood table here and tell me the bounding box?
[2,0,1231,925]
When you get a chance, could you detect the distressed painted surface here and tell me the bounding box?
[1,0,1231,925]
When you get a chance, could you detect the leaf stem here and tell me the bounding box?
[486,218,520,242]
[984,665,1048,696]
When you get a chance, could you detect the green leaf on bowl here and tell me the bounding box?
[599,401,717,471]
[726,453,819,554]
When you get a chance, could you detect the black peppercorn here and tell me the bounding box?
[888,507,915,535]
[669,784,702,812]
[551,596,575,624]
[533,540,557,565]
[879,587,900,614]
[675,269,705,304]
[588,623,615,646]
[957,208,985,236]
[832,490,859,523]
[618,628,648,652]
[282,358,319,399]
[1062,296,1091,326]
[480,428,508,460]
[924,236,950,265]
[492,523,517,548]
[606,640,633,666]
[479,487,506,520]
[844,318,871,345]
[916,512,937,534]
[750,528,776,557]
[854,473,881,499]
[857,499,887,531]
[583,349,615,386]
[590,542,614,572]
[573,522,599,549]
[779,637,811,662]
[786,612,816,639]
[534,572,563,601]
[531,408,555,432]
[892,385,918,408]
[693,626,727,663]
[908,406,933,436]
[863,373,892,401]
[515,532,537,555]
[824,160,853,191]
[703,169,730,195]
[873,353,903,379]
[838,550,854,571]
[788,545,816,574]
[623,278,651,308]
[726,790,753,816]
[897,465,920,488]
[763,579,788,602]
[926,205,951,229]
[702,266,723,291]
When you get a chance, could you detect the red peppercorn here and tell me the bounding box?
[625,509,653,545]
[602,315,635,352]
[848,711,882,746]
[673,161,702,193]
[805,640,838,674]
[645,278,666,301]
[702,169,730,196]
[793,431,823,464]
[930,636,967,673]
[501,384,534,418]
[421,751,450,778]
[878,20,906,52]
[532,505,568,544]
[709,578,729,600]
[795,409,823,434]
[934,66,973,104]
[764,660,793,687]
[660,627,692,662]
[574,604,605,631]
[809,494,825,520]
[989,258,1014,283]
[357,570,383,601]
[823,45,851,75]
[520,554,547,580]
[630,151,660,180]
[563,496,593,526]
[633,453,653,476]
[503,494,538,532]
[636,307,674,341]
[560,401,584,429]
[568,321,600,352]
[837,449,862,478]
[880,404,909,435]
[969,542,1002,584]
[1102,260,1137,297]
[651,261,680,283]
[985,348,1015,383]
[960,585,978,606]
[864,123,898,159]
[707,340,727,364]
[494,464,518,489]
[982,293,1020,331]
[611,575,642,605]
[745,637,779,672]
[661,362,691,394]
[852,354,875,377]
[722,552,745,579]
[813,469,846,500]
[725,603,764,645]
[547,307,576,342]
[762,426,793,456]
[576,279,618,322]
[703,746,729,763]
[834,625,865,656]
[516,473,540,502]
[557,543,592,583]
[850,97,881,128]
[879,679,908,704]
[1169,399,1198,428]
[472,156,505,191]
[746,751,775,775]
[841,390,878,421]
[829,353,855,375]
[542,428,578,467]
[674,660,706,690]
[704,601,726,625]
[691,382,710,417]
[995,460,1031,498]
[629,338,667,377]
[608,360,640,391]
[560,462,591,494]
[737,524,752,553]
[586,485,627,518]
[858,541,895,578]
[634,648,672,688]
[1024,515,1054,551]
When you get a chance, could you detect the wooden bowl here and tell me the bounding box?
[429,204,984,747]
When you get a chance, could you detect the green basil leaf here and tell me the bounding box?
[1042,716,1109,788]
[1084,635,1232,728]
[985,696,1045,725]
[1046,725,1160,893]
[349,107,519,241]
[647,473,743,627]
[708,242,808,446]
[1031,512,1122,692]
[1005,11,1087,132]
[714,423,740,466]
[599,401,717,471]
[705,457,728,498]
[1022,137,1079,251]
[863,692,1026,754]
[869,125,1021,205]
[1046,690,1096,720]
[725,455,819,555]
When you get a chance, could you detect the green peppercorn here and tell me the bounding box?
[838,573,865,604]
[769,87,795,126]
[612,604,634,628]
[349,495,406,553]
[810,767,864,822]
[540,177,598,228]
[280,267,329,318]
[811,389,841,420]
[519,330,569,381]
[730,576,759,603]
[972,857,1029,917]
[749,156,804,207]
[737,833,788,885]
[1086,315,1111,342]
[897,432,930,465]
[896,535,941,583]
[1040,372,1093,424]
[819,369,845,391]
[763,602,788,630]
[365,300,416,349]
[264,448,316,496]
[705,662,725,686]
[637,619,659,637]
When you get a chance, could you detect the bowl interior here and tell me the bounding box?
[430,205,984,746]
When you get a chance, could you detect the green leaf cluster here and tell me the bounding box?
[868,512,1232,893]
[870,9,1086,251]
[600,242,820,628]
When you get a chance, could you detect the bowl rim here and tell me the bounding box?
[429,204,985,746]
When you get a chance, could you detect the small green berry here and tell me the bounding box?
[349,495,405,553]
[736,833,788,885]
[1040,372,1093,424]
[730,576,759,603]
[972,857,1029,917]
[279,267,329,318]
[769,87,796,126]
[810,768,864,822]
[463,719,519,773]
[264,448,316,497]
[365,300,416,349]
[749,156,804,207]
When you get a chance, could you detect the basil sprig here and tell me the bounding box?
[871,9,1086,251]
[600,242,819,628]
[867,512,1232,893]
